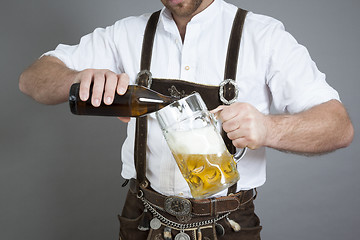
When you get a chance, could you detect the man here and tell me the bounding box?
[19,0,354,239]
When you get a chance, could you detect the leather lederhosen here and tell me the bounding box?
[119,8,262,240]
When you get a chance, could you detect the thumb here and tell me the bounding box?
[210,105,226,118]
[117,117,131,123]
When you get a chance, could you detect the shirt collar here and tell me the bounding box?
[159,0,223,34]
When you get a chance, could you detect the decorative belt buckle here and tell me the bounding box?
[219,78,239,105]
[164,196,192,222]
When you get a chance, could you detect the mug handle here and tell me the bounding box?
[210,108,248,163]
[233,147,247,163]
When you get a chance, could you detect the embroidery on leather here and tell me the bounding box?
[168,85,187,99]
[168,85,197,99]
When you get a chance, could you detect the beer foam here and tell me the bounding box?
[165,126,226,155]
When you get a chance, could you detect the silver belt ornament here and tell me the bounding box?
[164,196,192,222]
[150,218,190,240]
[174,231,191,240]
[138,190,231,240]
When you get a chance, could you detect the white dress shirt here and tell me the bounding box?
[45,0,340,198]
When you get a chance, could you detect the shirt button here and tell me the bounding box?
[185,66,190,71]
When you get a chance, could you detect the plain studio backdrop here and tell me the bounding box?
[0,0,359,239]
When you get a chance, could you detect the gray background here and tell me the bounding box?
[0,0,359,239]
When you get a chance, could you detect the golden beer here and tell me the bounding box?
[156,93,244,199]
[164,125,240,199]
[173,151,240,199]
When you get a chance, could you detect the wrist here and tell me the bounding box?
[263,114,283,148]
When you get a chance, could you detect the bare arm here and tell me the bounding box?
[213,100,354,155]
[19,56,77,104]
[19,56,131,122]
[265,100,354,154]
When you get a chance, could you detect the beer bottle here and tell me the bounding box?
[69,83,177,117]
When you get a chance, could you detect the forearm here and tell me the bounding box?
[265,100,354,154]
[19,56,78,104]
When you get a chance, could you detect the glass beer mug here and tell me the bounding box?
[156,93,246,199]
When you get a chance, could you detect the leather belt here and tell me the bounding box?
[129,179,254,217]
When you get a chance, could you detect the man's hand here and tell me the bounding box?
[211,103,270,150]
[19,56,130,119]
[75,69,129,106]
[75,69,131,123]
[212,100,354,154]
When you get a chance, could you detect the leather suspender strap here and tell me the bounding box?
[223,8,248,195]
[224,8,248,82]
[221,8,248,156]
[140,10,161,72]
[134,10,161,190]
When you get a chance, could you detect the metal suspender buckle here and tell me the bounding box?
[136,69,153,88]
[219,79,239,105]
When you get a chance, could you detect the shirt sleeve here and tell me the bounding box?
[266,21,340,114]
[43,22,122,74]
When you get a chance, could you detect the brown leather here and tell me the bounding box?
[222,8,248,156]
[224,8,248,83]
[134,11,161,189]
[140,10,161,71]
[227,183,238,195]
[134,116,148,189]
[222,8,247,193]
[119,184,262,240]
[129,179,254,217]
[151,78,221,110]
